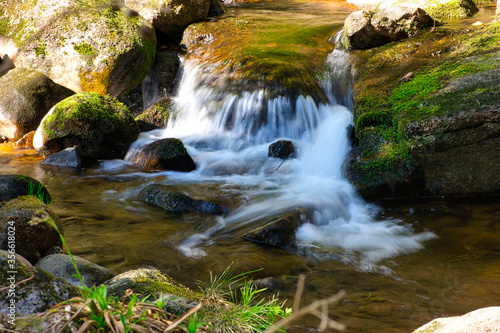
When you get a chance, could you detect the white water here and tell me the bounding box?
[125,50,435,270]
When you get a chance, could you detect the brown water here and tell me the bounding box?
[2,1,500,332]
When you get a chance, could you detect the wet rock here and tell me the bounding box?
[243,210,305,249]
[34,92,140,159]
[131,138,196,171]
[0,174,51,204]
[343,7,437,49]
[41,147,87,169]
[268,140,296,159]
[0,250,32,268]
[209,0,227,16]
[15,131,36,149]
[139,184,229,215]
[0,254,79,315]
[104,268,201,315]
[35,254,114,288]
[124,0,211,39]
[0,195,62,265]
[413,306,500,333]
[135,97,173,132]
[0,0,155,97]
[0,68,74,140]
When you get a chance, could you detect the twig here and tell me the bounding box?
[56,299,92,333]
[292,274,305,312]
[164,302,202,332]
[0,277,34,291]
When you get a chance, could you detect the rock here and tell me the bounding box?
[0,195,62,264]
[0,0,156,97]
[0,174,51,204]
[243,210,305,249]
[0,68,74,140]
[0,249,32,268]
[34,92,140,159]
[209,0,227,16]
[0,254,79,316]
[138,184,229,215]
[345,0,478,22]
[15,131,36,149]
[413,306,500,333]
[131,138,195,171]
[343,7,437,49]
[135,97,172,132]
[41,147,88,168]
[35,254,114,288]
[104,268,201,315]
[124,0,212,39]
[268,140,296,159]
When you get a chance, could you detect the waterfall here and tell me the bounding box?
[129,46,435,270]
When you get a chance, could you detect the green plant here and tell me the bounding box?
[25,180,51,205]
[180,312,209,333]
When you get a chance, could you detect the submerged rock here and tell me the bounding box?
[0,253,79,315]
[34,92,140,159]
[104,268,201,315]
[139,184,229,215]
[268,140,296,159]
[243,210,305,249]
[0,0,156,97]
[35,254,114,288]
[40,147,88,168]
[0,68,74,140]
[343,7,437,49]
[0,174,51,204]
[0,195,62,265]
[131,138,195,171]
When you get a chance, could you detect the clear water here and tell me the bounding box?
[1,1,499,332]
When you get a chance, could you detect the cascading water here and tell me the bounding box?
[126,42,435,271]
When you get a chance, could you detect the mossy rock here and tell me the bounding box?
[138,184,229,215]
[0,253,79,315]
[0,174,51,204]
[131,138,195,171]
[104,268,202,315]
[34,92,140,159]
[135,97,173,132]
[0,68,74,140]
[0,0,156,97]
[348,22,500,199]
[0,195,62,264]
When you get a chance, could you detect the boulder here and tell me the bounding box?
[343,7,437,49]
[0,0,156,97]
[35,254,114,288]
[0,195,62,265]
[41,147,88,168]
[15,131,36,149]
[268,140,296,159]
[0,253,79,316]
[0,249,32,268]
[0,68,74,140]
[345,0,478,22]
[34,92,140,159]
[131,138,195,171]
[104,268,201,315]
[135,97,172,132]
[209,0,227,16]
[413,306,500,333]
[123,0,211,39]
[243,210,304,249]
[0,174,51,204]
[138,184,229,215]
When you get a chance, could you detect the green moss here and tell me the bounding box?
[74,42,96,56]
[0,19,8,35]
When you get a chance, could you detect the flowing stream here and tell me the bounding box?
[1,1,500,332]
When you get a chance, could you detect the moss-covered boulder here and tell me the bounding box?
[0,68,74,140]
[34,92,140,159]
[35,254,114,288]
[0,195,62,265]
[139,184,229,215]
[135,97,172,132]
[0,0,156,97]
[346,0,478,22]
[0,253,79,316]
[123,0,211,39]
[0,174,51,204]
[104,268,201,315]
[243,210,304,249]
[347,22,500,199]
[131,138,195,171]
